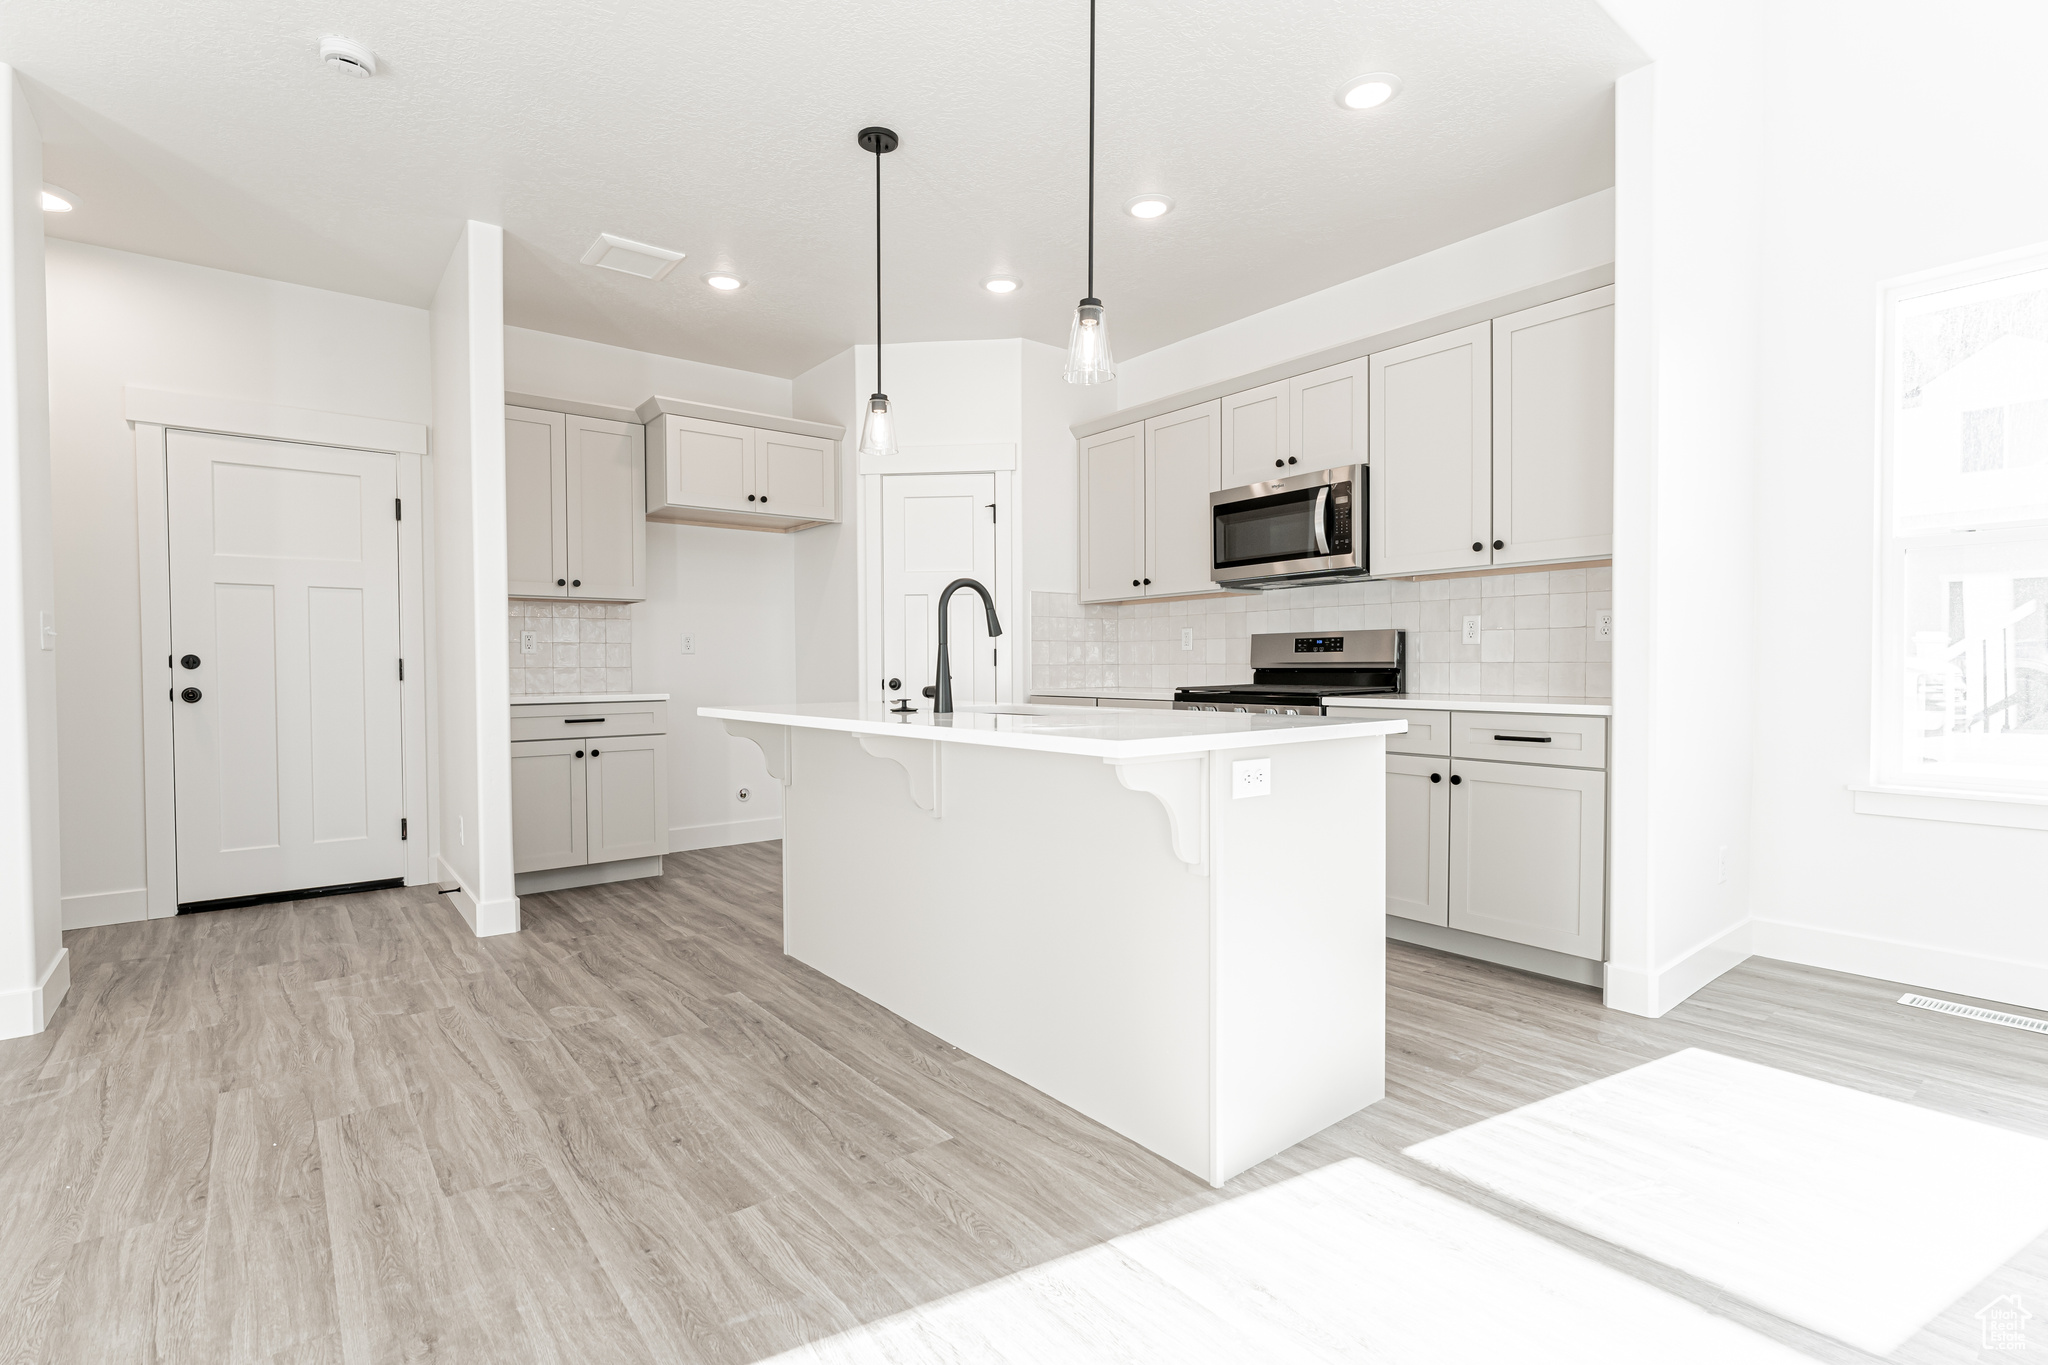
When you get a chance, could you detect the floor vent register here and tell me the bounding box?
[1899,993,2048,1035]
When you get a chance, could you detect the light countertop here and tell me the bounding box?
[700,701,1406,759]
[1029,686,1178,703]
[512,692,670,705]
[1325,693,1611,718]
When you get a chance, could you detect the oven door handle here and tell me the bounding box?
[1311,486,1330,556]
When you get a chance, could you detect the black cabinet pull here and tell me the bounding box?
[1143,578,1151,585]
[1132,579,1140,587]
[180,687,202,703]
[1287,456,1297,465]
[556,578,566,586]
[590,748,600,757]
[1471,542,1483,552]
[747,494,757,501]
[1493,540,1504,550]
[1493,734,1553,743]
[1449,773,1462,785]
[180,654,201,669]
[574,750,584,758]
[571,579,581,587]
[1429,772,1441,783]
[563,717,604,724]
[1274,459,1283,468]
[760,496,768,504]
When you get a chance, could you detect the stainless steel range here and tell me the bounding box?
[1174,630,1405,715]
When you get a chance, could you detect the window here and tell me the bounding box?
[1878,249,2048,794]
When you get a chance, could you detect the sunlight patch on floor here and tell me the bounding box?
[761,1157,1816,1364]
[1406,1047,2048,1355]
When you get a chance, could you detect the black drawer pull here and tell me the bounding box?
[1493,733,1552,742]
[563,717,605,725]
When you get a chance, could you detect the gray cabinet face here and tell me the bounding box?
[586,734,668,865]
[565,415,647,600]
[506,407,568,597]
[1385,753,1451,926]
[1447,757,1605,958]
[511,738,587,873]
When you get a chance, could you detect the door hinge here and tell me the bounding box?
[401,817,408,841]
[398,658,405,681]
[987,502,996,522]
[395,497,403,521]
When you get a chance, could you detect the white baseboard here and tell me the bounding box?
[435,856,462,894]
[446,886,520,937]
[0,947,71,1039]
[1604,919,1753,1018]
[62,887,150,930]
[516,855,663,897]
[1753,918,2048,1014]
[669,816,783,852]
[1385,917,1603,987]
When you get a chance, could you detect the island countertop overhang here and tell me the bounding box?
[698,701,1406,760]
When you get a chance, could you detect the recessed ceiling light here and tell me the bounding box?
[1125,195,1173,220]
[40,185,74,212]
[704,273,744,291]
[982,277,1020,294]
[1337,72,1402,110]
[319,36,379,78]
[579,232,685,280]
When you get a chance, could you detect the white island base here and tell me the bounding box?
[705,702,1400,1187]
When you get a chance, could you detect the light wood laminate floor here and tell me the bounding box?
[2,843,2043,1363]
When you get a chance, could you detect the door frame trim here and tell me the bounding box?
[133,408,435,920]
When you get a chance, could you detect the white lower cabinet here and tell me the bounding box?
[510,699,668,887]
[1446,758,1606,959]
[1385,753,1451,926]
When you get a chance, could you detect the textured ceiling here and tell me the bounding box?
[3,0,1644,378]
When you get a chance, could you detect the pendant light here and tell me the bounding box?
[858,126,901,456]
[1065,0,1114,385]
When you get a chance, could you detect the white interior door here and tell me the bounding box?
[880,473,999,708]
[168,430,405,906]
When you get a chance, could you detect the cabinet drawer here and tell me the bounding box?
[1450,711,1605,768]
[510,700,668,741]
[1330,706,1448,756]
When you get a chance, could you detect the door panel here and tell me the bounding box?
[587,735,668,863]
[169,430,403,904]
[511,738,587,873]
[505,406,567,597]
[757,431,835,520]
[1492,288,1615,565]
[1079,423,1144,603]
[664,416,754,512]
[881,473,999,706]
[1220,380,1289,488]
[1369,322,1492,575]
[1289,357,1368,475]
[565,414,646,599]
[1447,758,1605,958]
[1144,400,1222,598]
[1385,753,1450,926]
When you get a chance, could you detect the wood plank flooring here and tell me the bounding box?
[2,842,2043,1363]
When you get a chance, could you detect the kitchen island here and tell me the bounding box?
[700,700,1405,1186]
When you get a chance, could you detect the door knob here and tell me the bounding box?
[180,687,202,703]
[180,654,201,669]
[887,677,902,690]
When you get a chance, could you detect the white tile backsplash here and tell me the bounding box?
[508,599,636,695]
[1030,565,1612,699]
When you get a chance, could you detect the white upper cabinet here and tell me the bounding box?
[645,410,840,531]
[1491,286,1615,566]
[657,415,752,513]
[1144,401,1222,598]
[1079,422,1145,603]
[756,430,836,522]
[1220,380,1289,487]
[1288,356,1369,476]
[1368,322,1493,576]
[505,405,646,601]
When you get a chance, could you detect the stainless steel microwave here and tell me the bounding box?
[1210,464,1365,588]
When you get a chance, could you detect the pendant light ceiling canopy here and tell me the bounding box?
[858,125,901,457]
[1065,0,1114,385]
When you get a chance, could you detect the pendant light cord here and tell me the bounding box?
[1086,0,1095,300]
[874,146,883,394]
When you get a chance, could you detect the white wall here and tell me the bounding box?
[507,324,799,850]
[1023,338,1121,596]
[44,242,430,931]
[430,222,517,934]
[0,68,62,1038]
[792,346,863,702]
[1744,0,2048,1007]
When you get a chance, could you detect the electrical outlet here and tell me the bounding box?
[680,634,695,655]
[1462,614,1482,646]
[520,630,539,655]
[1595,610,1614,641]
[1181,627,1195,651]
[1231,756,1272,800]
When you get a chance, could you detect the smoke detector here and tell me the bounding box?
[580,233,686,280]
[320,37,378,78]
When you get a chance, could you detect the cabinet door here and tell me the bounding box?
[1448,758,1604,958]
[656,415,755,513]
[1386,753,1451,926]
[505,406,568,597]
[1219,380,1290,488]
[1369,322,1492,576]
[1144,400,1222,598]
[587,734,668,864]
[1079,422,1145,603]
[511,738,586,873]
[1289,356,1368,475]
[756,430,836,521]
[1492,287,1615,566]
[564,414,647,601]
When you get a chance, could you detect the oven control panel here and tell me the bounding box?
[1330,485,1352,553]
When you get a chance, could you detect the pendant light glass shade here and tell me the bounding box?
[1065,297,1114,384]
[859,392,898,456]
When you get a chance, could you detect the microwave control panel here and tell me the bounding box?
[1330,485,1352,554]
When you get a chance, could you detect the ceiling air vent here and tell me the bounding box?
[580,233,685,281]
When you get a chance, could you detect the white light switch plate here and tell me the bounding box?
[680,634,695,655]
[520,630,539,655]
[1462,615,1482,645]
[1232,757,1272,799]
[1594,610,1614,641]
[1181,627,1194,651]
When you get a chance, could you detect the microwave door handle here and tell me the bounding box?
[1312,487,1330,556]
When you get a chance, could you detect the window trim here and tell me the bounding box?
[1872,243,2048,805]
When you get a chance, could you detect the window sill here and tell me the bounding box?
[1849,783,2048,831]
